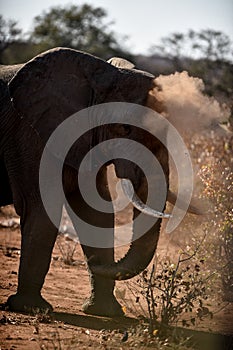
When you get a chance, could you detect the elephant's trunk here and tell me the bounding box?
[90,179,167,280]
[90,214,162,280]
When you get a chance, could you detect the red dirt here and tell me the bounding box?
[0,206,233,349]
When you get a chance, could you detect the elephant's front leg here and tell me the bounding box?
[80,245,124,317]
[7,200,60,313]
[66,167,124,317]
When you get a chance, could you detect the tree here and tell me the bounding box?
[188,29,232,61]
[151,29,232,64]
[150,29,233,100]
[187,30,233,99]
[0,15,22,63]
[30,4,130,59]
[151,32,186,71]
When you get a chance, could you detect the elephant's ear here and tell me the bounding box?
[8,47,117,144]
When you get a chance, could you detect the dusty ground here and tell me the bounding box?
[0,205,233,350]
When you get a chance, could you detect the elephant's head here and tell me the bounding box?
[8,48,191,280]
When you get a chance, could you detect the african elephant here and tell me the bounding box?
[0,48,192,317]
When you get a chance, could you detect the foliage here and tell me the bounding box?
[30,4,130,60]
[127,250,213,337]
[56,234,77,265]
[151,29,232,67]
[1,4,131,64]
[1,42,47,65]
[151,29,233,65]
[0,15,22,63]
[188,29,232,61]
[150,29,233,101]
[197,133,233,299]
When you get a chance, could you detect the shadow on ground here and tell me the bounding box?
[53,311,233,350]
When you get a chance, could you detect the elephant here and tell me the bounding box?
[0,47,196,317]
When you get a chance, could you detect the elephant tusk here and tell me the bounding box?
[121,179,171,219]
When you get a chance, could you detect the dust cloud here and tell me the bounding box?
[155,71,230,134]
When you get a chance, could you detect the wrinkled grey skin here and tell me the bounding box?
[0,48,168,317]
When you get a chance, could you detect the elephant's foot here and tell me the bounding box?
[82,294,124,317]
[6,293,53,313]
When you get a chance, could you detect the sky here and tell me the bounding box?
[1,0,233,55]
